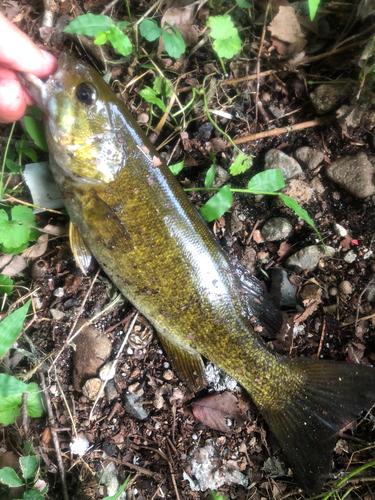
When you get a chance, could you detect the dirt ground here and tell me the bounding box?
[1,0,375,499]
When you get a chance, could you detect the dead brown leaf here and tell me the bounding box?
[2,255,27,277]
[293,299,319,323]
[22,234,48,259]
[269,7,306,53]
[191,392,246,433]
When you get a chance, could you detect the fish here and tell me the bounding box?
[22,52,375,494]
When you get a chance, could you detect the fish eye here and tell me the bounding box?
[75,82,98,106]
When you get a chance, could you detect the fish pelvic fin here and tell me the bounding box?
[262,359,375,494]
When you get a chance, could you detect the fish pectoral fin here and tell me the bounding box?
[69,222,92,274]
[158,334,207,392]
[262,359,375,494]
[82,191,134,254]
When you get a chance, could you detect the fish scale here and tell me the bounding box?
[22,51,375,494]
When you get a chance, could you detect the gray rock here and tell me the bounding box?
[285,245,335,271]
[270,269,297,307]
[122,392,148,420]
[264,149,302,180]
[261,217,293,241]
[310,83,351,114]
[333,222,347,237]
[105,381,119,401]
[213,166,230,188]
[240,246,256,273]
[294,147,325,170]
[344,250,357,263]
[281,179,315,205]
[230,212,243,234]
[50,309,65,321]
[364,283,375,302]
[326,152,375,198]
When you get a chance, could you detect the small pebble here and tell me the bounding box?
[329,287,338,296]
[344,250,357,263]
[128,382,144,396]
[163,369,174,381]
[99,362,116,381]
[163,362,170,369]
[53,287,64,298]
[82,378,102,399]
[338,281,352,295]
[333,223,347,237]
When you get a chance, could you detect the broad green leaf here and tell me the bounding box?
[236,0,251,7]
[169,161,184,175]
[117,21,130,29]
[94,30,109,45]
[205,165,215,188]
[0,206,35,251]
[153,77,174,98]
[229,153,252,176]
[139,87,166,112]
[5,158,21,173]
[278,194,323,243]
[23,117,48,151]
[63,14,112,36]
[108,26,132,56]
[0,300,30,358]
[162,25,186,58]
[0,374,45,425]
[23,441,35,456]
[200,185,232,222]
[309,0,321,20]
[15,138,37,163]
[12,205,35,225]
[26,106,43,119]
[207,151,216,163]
[0,467,23,487]
[20,456,39,480]
[207,16,241,58]
[3,241,30,255]
[247,169,285,192]
[139,19,163,41]
[0,275,13,296]
[23,491,44,500]
[102,475,131,500]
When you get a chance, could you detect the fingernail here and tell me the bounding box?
[41,49,58,66]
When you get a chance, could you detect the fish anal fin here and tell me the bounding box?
[262,359,375,494]
[158,334,207,392]
[69,221,92,274]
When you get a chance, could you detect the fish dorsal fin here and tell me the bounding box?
[69,222,92,274]
[262,359,375,493]
[158,334,207,392]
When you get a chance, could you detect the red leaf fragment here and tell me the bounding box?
[191,392,247,433]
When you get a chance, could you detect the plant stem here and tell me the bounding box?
[1,122,15,199]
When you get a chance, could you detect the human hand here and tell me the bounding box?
[0,13,57,123]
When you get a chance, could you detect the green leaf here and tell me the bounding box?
[23,490,44,500]
[205,165,215,188]
[20,456,39,480]
[102,475,131,500]
[3,241,30,255]
[207,16,241,59]
[0,467,23,487]
[5,158,21,173]
[63,14,113,36]
[0,300,30,358]
[117,21,130,29]
[162,24,186,58]
[169,161,184,175]
[108,26,132,56]
[23,442,35,456]
[94,30,109,45]
[200,185,232,222]
[229,152,252,176]
[139,87,166,112]
[15,138,37,163]
[23,117,48,152]
[0,275,13,296]
[247,169,285,192]
[153,77,174,98]
[308,0,321,20]
[0,206,35,252]
[278,193,323,242]
[236,0,251,7]
[139,19,163,42]
[0,374,45,425]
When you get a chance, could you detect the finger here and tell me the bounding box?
[0,13,57,77]
[0,67,28,123]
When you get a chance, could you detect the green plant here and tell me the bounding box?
[308,0,321,20]
[140,19,186,58]
[0,274,14,298]
[206,16,241,60]
[140,76,174,113]
[0,452,48,499]
[0,205,39,255]
[210,490,228,500]
[64,14,132,57]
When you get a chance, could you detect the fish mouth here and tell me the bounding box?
[19,72,49,112]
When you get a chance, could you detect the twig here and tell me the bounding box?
[100,0,122,15]
[229,116,335,146]
[167,444,181,500]
[22,392,29,437]
[341,310,375,327]
[38,371,69,500]
[4,194,65,215]
[255,1,270,123]
[303,38,370,65]
[89,312,139,421]
[316,318,326,358]
[133,0,165,27]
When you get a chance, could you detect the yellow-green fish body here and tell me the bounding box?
[23,52,375,494]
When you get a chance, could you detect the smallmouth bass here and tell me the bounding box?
[23,52,375,494]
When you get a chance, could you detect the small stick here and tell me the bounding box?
[39,371,69,500]
[4,194,65,215]
[22,392,29,437]
[100,0,121,15]
[341,311,375,327]
[229,116,335,146]
[316,318,326,358]
[167,444,181,500]
[255,1,270,123]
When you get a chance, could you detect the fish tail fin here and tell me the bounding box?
[262,359,375,494]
